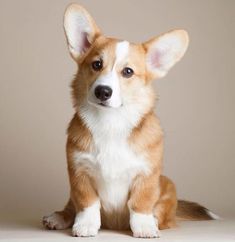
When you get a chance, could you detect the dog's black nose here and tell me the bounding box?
[94,85,113,101]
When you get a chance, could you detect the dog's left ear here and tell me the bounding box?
[144,29,189,79]
[64,4,101,61]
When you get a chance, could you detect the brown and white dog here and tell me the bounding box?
[43,4,218,238]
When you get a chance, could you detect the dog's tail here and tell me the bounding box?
[176,200,220,221]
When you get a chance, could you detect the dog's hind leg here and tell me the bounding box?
[43,198,75,230]
[154,176,177,230]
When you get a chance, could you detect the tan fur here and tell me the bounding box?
[176,200,214,221]
[65,75,176,229]
[43,4,215,237]
[64,36,177,229]
[54,199,75,227]
[128,112,163,212]
[155,176,177,229]
[66,114,97,212]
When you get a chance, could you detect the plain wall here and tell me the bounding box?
[0,0,234,219]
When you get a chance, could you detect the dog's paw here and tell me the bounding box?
[72,200,101,237]
[130,211,160,238]
[72,221,99,237]
[43,212,72,230]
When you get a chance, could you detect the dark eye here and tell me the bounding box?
[122,67,134,78]
[91,60,103,71]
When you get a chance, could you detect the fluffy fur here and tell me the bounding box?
[43,4,217,238]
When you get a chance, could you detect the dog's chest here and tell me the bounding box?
[91,135,148,229]
[75,133,148,216]
[76,107,149,226]
[92,135,148,211]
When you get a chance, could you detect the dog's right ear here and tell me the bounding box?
[64,4,101,61]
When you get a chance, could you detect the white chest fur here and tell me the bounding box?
[74,134,149,213]
[75,106,150,217]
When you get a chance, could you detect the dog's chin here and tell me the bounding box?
[88,100,122,109]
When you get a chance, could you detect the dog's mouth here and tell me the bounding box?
[88,99,123,109]
[95,100,110,108]
[88,100,111,109]
[98,102,109,107]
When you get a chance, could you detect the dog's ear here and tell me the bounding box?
[64,4,101,61]
[144,29,189,79]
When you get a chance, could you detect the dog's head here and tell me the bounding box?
[64,4,189,113]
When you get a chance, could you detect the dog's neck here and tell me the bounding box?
[77,95,155,139]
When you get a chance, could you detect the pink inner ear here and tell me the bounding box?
[81,32,91,53]
[150,49,165,69]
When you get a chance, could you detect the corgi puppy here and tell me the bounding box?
[43,4,217,238]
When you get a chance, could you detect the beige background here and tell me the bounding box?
[0,0,234,221]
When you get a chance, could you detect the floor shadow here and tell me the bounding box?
[0,217,135,237]
[99,228,133,237]
[0,217,71,236]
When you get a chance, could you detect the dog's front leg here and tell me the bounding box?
[67,144,100,237]
[69,170,101,237]
[70,175,100,237]
[128,172,161,238]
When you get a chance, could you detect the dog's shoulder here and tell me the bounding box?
[67,113,92,152]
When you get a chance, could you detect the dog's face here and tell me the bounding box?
[76,37,150,110]
[64,4,189,111]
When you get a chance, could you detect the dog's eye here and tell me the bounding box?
[122,67,134,78]
[91,60,103,71]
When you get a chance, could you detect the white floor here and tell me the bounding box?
[0,218,235,242]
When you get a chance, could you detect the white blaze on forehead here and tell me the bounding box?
[88,41,129,108]
[115,41,129,65]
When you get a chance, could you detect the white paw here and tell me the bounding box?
[72,222,99,237]
[72,200,101,237]
[43,212,71,230]
[129,210,160,238]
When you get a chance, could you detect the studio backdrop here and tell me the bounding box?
[0,0,234,219]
